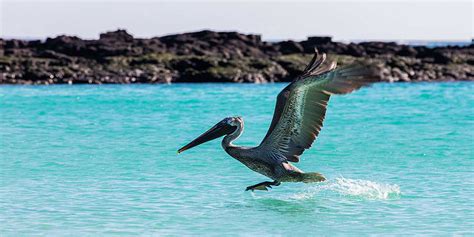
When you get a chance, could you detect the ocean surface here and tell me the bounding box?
[1,83,473,236]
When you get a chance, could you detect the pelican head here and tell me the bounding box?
[178,117,242,153]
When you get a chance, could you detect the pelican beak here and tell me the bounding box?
[177,122,237,153]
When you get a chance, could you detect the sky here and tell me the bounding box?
[0,0,472,41]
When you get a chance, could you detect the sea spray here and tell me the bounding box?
[328,177,401,200]
[290,177,401,200]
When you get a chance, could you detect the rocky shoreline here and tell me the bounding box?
[0,30,472,84]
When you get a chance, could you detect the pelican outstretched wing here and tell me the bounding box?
[258,51,379,162]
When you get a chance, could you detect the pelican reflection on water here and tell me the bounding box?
[178,50,379,191]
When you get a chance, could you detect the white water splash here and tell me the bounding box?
[329,177,401,199]
[291,177,401,200]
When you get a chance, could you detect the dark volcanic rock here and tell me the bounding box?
[301,36,334,53]
[275,41,304,54]
[359,41,399,56]
[43,35,88,57]
[396,45,418,57]
[99,29,134,42]
[160,30,268,58]
[344,43,366,57]
[0,29,472,84]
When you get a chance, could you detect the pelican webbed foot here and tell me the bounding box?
[245,180,281,192]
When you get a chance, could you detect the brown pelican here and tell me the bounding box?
[178,50,378,191]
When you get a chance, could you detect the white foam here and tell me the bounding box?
[290,177,401,200]
[329,177,401,199]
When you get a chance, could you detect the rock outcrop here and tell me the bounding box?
[0,29,472,84]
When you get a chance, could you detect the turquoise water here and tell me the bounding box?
[1,83,473,235]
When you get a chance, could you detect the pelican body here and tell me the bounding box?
[178,50,378,191]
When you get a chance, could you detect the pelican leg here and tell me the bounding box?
[245,180,281,191]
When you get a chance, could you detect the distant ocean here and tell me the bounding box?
[347,40,472,48]
[1,83,473,235]
[263,39,472,47]
[402,41,472,48]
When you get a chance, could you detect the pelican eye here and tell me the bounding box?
[222,118,233,124]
